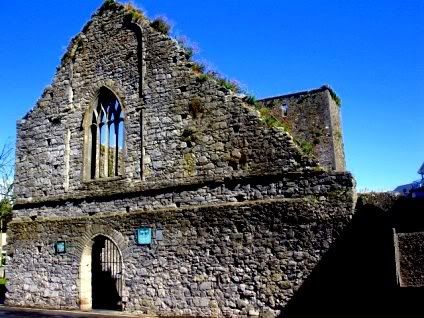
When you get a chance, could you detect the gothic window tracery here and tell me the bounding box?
[88,87,125,179]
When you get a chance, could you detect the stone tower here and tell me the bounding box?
[259,86,345,172]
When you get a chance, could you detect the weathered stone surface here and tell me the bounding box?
[258,87,345,172]
[396,232,424,287]
[13,4,321,202]
[7,198,353,315]
[7,1,355,317]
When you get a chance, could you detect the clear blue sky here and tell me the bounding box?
[0,0,423,191]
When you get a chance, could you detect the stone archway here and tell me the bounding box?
[92,235,123,310]
[78,226,128,311]
[80,241,92,311]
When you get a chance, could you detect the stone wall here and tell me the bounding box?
[6,195,354,317]
[14,3,318,203]
[13,172,354,219]
[396,232,424,287]
[357,192,424,289]
[258,87,345,172]
[8,2,357,317]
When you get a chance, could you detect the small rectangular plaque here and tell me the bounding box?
[55,241,66,254]
[136,227,152,245]
[156,229,163,241]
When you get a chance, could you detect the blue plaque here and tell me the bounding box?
[136,227,152,245]
[55,241,66,254]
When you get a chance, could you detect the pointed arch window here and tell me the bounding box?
[87,87,125,180]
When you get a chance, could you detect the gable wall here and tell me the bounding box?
[14,6,320,205]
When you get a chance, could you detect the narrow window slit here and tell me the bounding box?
[281,103,288,117]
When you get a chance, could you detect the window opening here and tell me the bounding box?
[89,88,124,179]
[281,103,288,117]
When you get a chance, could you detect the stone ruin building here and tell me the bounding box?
[4,1,362,317]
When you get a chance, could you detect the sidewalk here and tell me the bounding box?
[0,305,158,318]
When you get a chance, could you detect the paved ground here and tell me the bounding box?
[0,307,145,318]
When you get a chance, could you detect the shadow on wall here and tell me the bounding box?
[0,285,4,304]
[280,201,424,318]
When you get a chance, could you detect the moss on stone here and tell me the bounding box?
[295,139,314,156]
[257,107,292,133]
[183,153,196,176]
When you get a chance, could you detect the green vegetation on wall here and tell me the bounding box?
[124,3,144,22]
[323,85,342,107]
[151,17,171,35]
[295,139,314,156]
[183,153,196,176]
[256,107,292,133]
[99,0,118,14]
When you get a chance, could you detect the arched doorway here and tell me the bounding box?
[80,235,123,311]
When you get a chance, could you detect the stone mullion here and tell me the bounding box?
[103,108,110,178]
[96,106,103,179]
[96,124,102,179]
[114,120,119,176]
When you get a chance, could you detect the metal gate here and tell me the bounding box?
[92,236,123,310]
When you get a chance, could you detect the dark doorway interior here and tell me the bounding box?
[91,235,122,310]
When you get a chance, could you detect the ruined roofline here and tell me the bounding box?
[258,85,340,104]
[61,1,147,64]
[20,1,147,122]
[20,1,166,122]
